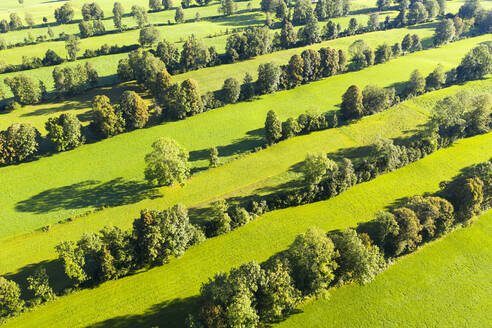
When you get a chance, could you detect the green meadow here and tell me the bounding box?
[0,36,488,240]
[3,129,492,328]
[277,209,492,328]
[0,23,446,132]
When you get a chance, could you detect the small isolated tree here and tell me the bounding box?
[374,43,391,64]
[91,95,125,138]
[407,69,426,96]
[144,137,190,186]
[113,2,125,31]
[175,6,184,23]
[139,25,161,47]
[341,85,363,120]
[119,91,149,129]
[45,113,83,152]
[265,109,282,144]
[287,227,338,295]
[0,277,23,317]
[25,13,34,28]
[208,147,220,168]
[302,152,337,185]
[221,77,241,104]
[131,5,149,28]
[433,18,455,46]
[27,267,55,302]
[392,42,402,57]
[43,49,63,66]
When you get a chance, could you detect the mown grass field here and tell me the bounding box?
[3,128,492,328]
[0,24,444,132]
[0,7,399,96]
[0,36,488,240]
[277,209,492,328]
[0,78,489,298]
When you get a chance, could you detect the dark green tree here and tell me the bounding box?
[119,91,149,129]
[45,113,83,152]
[264,109,282,144]
[341,84,363,120]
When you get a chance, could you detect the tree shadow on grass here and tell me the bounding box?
[4,259,70,300]
[189,128,265,162]
[212,12,265,27]
[87,296,200,328]
[15,178,162,214]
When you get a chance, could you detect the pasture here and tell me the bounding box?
[3,127,492,328]
[0,36,488,240]
[277,209,492,328]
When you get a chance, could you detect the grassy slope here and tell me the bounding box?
[0,18,425,132]
[3,130,492,328]
[0,36,489,240]
[277,210,492,328]
[0,8,398,97]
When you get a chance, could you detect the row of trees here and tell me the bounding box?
[188,154,492,327]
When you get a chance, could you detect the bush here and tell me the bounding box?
[0,277,23,318]
[220,77,241,104]
[0,123,39,165]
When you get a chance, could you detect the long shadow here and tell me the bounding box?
[3,259,69,300]
[212,13,265,27]
[189,128,265,162]
[15,178,162,214]
[87,296,200,328]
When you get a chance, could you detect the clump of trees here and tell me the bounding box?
[52,62,99,96]
[4,74,43,105]
[0,123,39,166]
[55,204,204,286]
[187,151,492,327]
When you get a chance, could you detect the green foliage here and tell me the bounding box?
[54,2,74,24]
[45,113,83,152]
[27,267,55,302]
[180,35,210,71]
[91,95,125,138]
[257,62,281,94]
[287,227,338,295]
[440,176,484,222]
[341,84,363,120]
[139,26,161,47]
[302,152,337,186]
[156,39,180,73]
[219,0,237,16]
[0,277,23,318]
[392,207,423,255]
[298,12,320,45]
[433,19,455,46]
[456,45,492,82]
[407,69,426,96]
[149,0,163,11]
[331,229,385,285]
[131,5,149,28]
[65,35,80,61]
[374,43,391,64]
[240,72,255,101]
[81,2,104,21]
[52,63,97,96]
[220,77,241,104]
[362,85,394,114]
[112,2,125,31]
[425,64,446,91]
[42,49,63,66]
[175,6,185,23]
[144,137,190,186]
[0,123,39,165]
[4,74,42,105]
[280,21,297,49]
[133,204,201,266]
[264,109,282,144]
[208,147,220,168]
[119,91,149,129]
[208,199,232,236]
